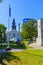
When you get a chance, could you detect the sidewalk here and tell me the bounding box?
[0,49,24,53]
[29,43,43,49]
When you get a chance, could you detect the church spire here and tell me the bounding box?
[12,19,16,30]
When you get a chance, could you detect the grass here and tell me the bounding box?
[0,43,26,49]
[0,43,33,49]
[0,50,43,65]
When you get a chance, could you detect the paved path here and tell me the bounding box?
[29,43,43,49]
[0,49,24,53]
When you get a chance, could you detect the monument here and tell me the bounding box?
[36,18,43,46]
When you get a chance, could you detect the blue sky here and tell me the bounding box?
[0,0,43,30]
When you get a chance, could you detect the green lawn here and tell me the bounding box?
[0,50,43,65]
[0,43,26,49]
[0,43,32,49]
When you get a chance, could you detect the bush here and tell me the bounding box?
[9,41,16,44]
[16,40,21,44]
[21,40,28,45]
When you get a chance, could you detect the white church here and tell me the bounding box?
[6,19,21,42]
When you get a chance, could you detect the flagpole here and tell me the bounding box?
[7,15,10,48]
[6,4,11,50]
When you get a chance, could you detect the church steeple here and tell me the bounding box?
[12,19,16,30]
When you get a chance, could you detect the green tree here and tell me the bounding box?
[0,24,7,46]
[21,19,37,42]
[0,0,2,2]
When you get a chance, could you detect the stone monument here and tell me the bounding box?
[36,18,43,46]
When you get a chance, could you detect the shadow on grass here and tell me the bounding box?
[0,45,7,49]
[0,52,20,65]
[10,43,27,49]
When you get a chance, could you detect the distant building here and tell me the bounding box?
[23,18,31,24]
[6,19,21,42]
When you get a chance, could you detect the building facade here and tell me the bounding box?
[6,19,21,42]
[6,29,21,42]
